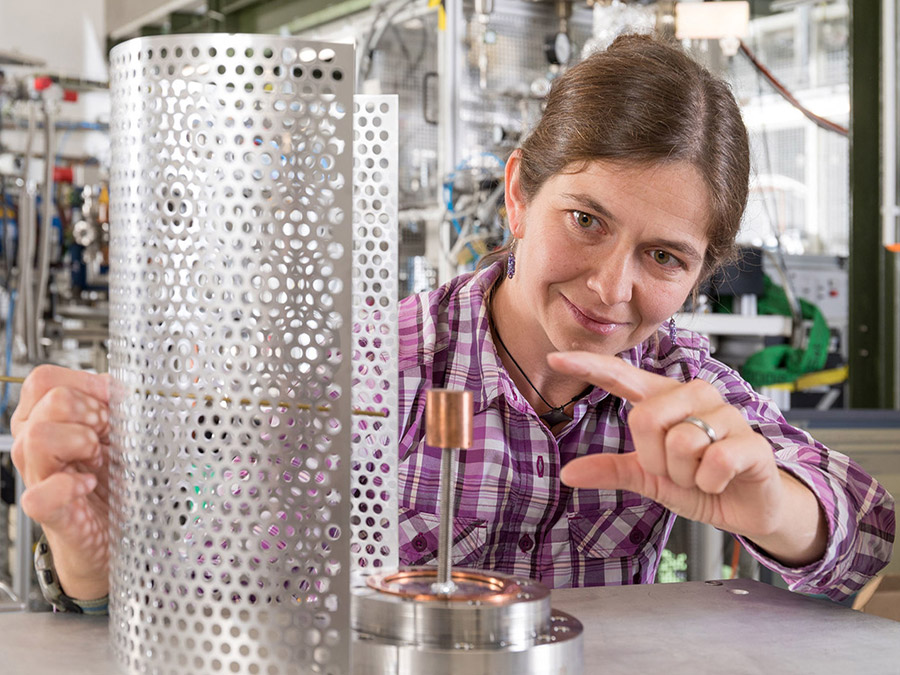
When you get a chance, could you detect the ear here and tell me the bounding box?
[504,149,527,239]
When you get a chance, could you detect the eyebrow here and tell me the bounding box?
[561,192,618,223]
[560,191,704,266]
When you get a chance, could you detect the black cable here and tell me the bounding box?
[388,21,413,66]
[408,12,430,76]
[359,0,418,82]
[357,1,391,82]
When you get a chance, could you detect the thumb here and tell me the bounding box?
[560,453,652,497]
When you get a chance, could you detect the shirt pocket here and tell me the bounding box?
[567,502,663,559]
[398,506,488,568]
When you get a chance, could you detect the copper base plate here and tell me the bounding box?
[365,567,549,603]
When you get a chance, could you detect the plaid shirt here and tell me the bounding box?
[396,263,895,601]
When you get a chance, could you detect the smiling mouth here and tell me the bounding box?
[562,296,629,335]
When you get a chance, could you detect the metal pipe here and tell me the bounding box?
[437,0,462,283]
[881,0,900,406]
[24,182,37,361]
[435,446,457,593]
[555,0,572,36]
[15,102,38,363]
[0,434,28,611]
[882,0,898,251]
[14,462,30,608]
[35,101,55,360]
[686,521,724,582]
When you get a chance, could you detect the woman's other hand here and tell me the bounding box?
[10,365,111,600]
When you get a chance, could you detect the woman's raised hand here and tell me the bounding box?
[549,351,827,567]
[10,365,111,600]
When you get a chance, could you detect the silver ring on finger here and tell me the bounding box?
[681,415,718,445]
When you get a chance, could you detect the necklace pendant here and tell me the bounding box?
[539,407,573,426]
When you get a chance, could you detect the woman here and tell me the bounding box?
[394,35,892,594]
[10,35,894,612]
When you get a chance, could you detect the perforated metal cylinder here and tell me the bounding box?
[350,96,399,582]
[108,35,358,675]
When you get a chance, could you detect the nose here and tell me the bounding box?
[585,248,633,305]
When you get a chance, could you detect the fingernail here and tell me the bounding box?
[84,412,99,426]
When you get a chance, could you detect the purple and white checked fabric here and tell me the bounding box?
[395,263,895,601]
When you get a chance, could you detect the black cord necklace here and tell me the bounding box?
[490,315,592,426]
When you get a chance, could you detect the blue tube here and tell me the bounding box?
[443,182,479,263]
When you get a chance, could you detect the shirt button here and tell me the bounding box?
[629,529,645,545]
[412,534,428,552]
[518,534,534,552]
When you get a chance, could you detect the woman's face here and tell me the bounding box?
[506,157,711,358]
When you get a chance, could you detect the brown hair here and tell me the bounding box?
[481,34,750,282]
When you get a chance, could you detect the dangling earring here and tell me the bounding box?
[668,316,677,344]
[506,248,516,279]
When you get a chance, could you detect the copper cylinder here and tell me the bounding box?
[425,389,473,449]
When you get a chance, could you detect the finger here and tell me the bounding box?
[11,366,109,435]
[663,423,710,489]
[15,422,100,486]
[26,385,109,436]
[19,471,98,528]
[547,351,680,403]
[624,380,728,477]
[560,452,659,500]
[693,434,771,495]
[663,405,742,489]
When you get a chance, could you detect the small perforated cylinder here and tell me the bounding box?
[108,35,355,675]
[349,96,399,582]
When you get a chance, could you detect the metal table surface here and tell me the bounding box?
[1,579,898,674]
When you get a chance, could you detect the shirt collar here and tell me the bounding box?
[443,262,508,415]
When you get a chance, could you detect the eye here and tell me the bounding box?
[572,210,598,229]
[650,249,682,268]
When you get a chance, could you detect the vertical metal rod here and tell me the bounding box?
[435,447,457,592]
[14,464,31,607]
[424,388,471,596]
[882,0,898,251]
[436,0,463,284]
[0,436,26,611]
[686,521,724,582]
[35,102,55,360]
[885,0,900,406]
[16,102,37,362]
